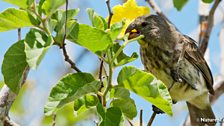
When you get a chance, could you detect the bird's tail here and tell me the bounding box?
[186,102,216,126]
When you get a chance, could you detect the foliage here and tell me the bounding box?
[2,0,215,125]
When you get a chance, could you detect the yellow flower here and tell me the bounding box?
[110,0,150,36]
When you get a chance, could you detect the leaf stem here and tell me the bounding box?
[111,34,144,63]
[102,49,113,106]
[98,0,113,105]
[147,112,156,126]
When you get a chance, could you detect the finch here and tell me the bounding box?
[125,15,215,126]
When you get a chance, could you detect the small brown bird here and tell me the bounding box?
[125,15,215,126]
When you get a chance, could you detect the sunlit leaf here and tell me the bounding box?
[41,0,65,16]
[112,43,138,67]
[25,28,53,69]
[73,94,99,112]
[110,87,137,119]
[97,103,122,126]
[0,8,38,32]
[117,66,173,115]
[44,73,101,115]
[52,9,79,44]
[73,94,99,116]
[110,21,124,41]
[3,0,34,8]
[87,8,107,30]
[67,24,112,56]
[2,41,29,93]
[173,0,188,11]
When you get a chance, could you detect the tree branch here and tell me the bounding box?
[145,0,170,22]
[140,109,143,126]
[60,0,81,73]
[18,29,21,41]
[210,77,224,104]
[0,66,29,126]
[127,119,134,126]
[106,0,113,28]
[0,28,30,125]
[199,0,221,54]
[147,112,156,126]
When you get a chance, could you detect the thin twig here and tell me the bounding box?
[140,109,143,126]
[199,0,221,54]
[3,117,19,126]
[62,0,69,45]
[145,0,169,22]
[62,44,81,72]
[18,29,21,40]
[147,112,156,126]
[106,0,113,28]
[52,113,56,126]
[60,0,81,73]
[127,119,134,126]
[98,0,114,104]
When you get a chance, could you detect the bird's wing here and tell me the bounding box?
[183,35,214,94]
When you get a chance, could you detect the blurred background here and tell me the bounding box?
[0,0,223,125]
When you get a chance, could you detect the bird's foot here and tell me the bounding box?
[152,105,164,114]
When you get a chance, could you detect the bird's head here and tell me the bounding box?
[125,15,173,45]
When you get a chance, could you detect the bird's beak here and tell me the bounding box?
[125,23,141,40]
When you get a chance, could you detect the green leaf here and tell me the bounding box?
[73,94,99,116]
[37,0,45,15]
[73,94,98,111]
[117,66,173,115]
[110,22,124,41]
[87,8,108,30]
[2,41,29,93]
[173,0,188,11]
[52,9,79,32]
[24,28,53,69]
[110,87,137,119]
[73,98,84,111]
[0,81,4,89]
[112,43,138,67]
[52,9,79,44]
[202,0,213,3]
[44,73,101,115]
[67,24,112,55]
[41,0,66,16]
[84,94,99,107]
[97,103,122,126]
[0,8,38,32]
[110,87,130,99]
[3,0,34,8]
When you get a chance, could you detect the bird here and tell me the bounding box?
[125,14,216,126]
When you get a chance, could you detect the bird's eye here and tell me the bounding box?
[141,22,148,27]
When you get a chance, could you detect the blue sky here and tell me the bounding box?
[0,0,223,126]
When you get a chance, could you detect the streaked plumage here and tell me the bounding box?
[125,15,215,126]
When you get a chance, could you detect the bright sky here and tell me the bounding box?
[0,0,223,126]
